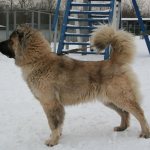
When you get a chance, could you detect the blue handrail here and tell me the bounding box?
[132,0,150,54]
[108,0,115,23]
[57,0,72,54]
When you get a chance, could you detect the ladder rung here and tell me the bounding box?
[70,10,110,15]
[66,25,96,30]
[90,15,109,18]
[68,17,109,22]
[71,2,111,7]
[63,42,90,45]
[62,51,104,55]
[89,0,111,1]
[65,33,91,37]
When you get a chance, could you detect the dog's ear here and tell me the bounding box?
[19,32,26,49]
[15,26,26,48]
[15,26,24,41]
[15,24,32,49]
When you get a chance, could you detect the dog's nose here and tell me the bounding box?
[0,40,15,58]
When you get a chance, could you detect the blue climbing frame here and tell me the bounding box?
[52,0,150,58]
[52,0,116,59]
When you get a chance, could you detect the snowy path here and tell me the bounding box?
[0,38,150,150]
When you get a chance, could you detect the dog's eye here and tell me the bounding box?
[18,32,24,39]
[16,30,19,34]
[15,30,24,39]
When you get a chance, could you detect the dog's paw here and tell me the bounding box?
[114,126,127,132]
[139,131,150,139]
[45,139,58,147]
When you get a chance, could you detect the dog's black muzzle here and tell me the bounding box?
[0,40,15,58]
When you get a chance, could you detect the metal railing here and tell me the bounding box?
[0,10,53,42]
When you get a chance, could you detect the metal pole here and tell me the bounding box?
[57,0,72,54]
[112,0,117,28]
[54,21,58,53]
[105,0,116,60]
[117,0,122,29]
[38,10,41,29]
[14,11,16,29]
[133,22,136,34]
[6,10,9,39]
[52,0,62,31]
[31,11,34,28]
[49,13,52,42]
[11,0,13,10]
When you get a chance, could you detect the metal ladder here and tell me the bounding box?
[132,0,150,54]
[52,0,117,59]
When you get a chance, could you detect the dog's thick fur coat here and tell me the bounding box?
[0,25,149,146]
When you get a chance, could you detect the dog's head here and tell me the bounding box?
[0,24,50,66]
[0,24,34,59]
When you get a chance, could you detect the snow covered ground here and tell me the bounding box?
[0,38,150,150]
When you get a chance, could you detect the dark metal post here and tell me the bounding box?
[6,10,9,39]
[38,11,41,29]
[31,11,34,28]
[14,11,16,29]
[49,14,52,42]
[52,0,61,31]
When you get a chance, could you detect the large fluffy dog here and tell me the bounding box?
[0,25,149,146]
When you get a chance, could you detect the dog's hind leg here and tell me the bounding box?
[41,100,65,146]
[105,103,129,131]
[112,100,150,138]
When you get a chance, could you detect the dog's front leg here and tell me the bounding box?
[41,100,65,146]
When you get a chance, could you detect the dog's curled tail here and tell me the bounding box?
[91,25,136,64]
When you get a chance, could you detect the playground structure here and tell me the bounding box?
[52,0,150,59]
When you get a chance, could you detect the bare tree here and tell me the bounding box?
[37,0,47,9]
[147,3,150,17]
[46,0,56,10]
[35,0,56,11]
[122,0,149,17]
[0,0,14,9]
[128,0,147,17]
[18,0,34,9]
[7,0,13,9]
[60,0,66,10]
[122,1,136,18]
[144,0,150,17]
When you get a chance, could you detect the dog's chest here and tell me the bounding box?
[21,67,31,81]
[21,69,42,100]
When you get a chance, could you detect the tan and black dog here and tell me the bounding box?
[0,24,149,146]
